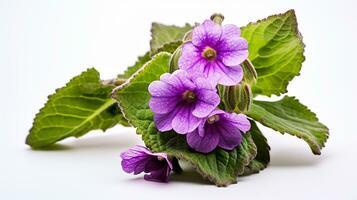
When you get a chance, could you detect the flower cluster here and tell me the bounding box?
[121,18,251,182]
[149,19,251,151]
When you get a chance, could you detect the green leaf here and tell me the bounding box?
[118,43,182,80]
[241,9,305,96]
[242,121,270,176]
[150,23,192,55]
[26,68,127,148]
[154,41,183,55]
[246,96,329,155]
[113,52,257,186]
[166,132,257,186]
[119,52,151,79]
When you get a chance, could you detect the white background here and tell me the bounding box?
[1,0,356,199]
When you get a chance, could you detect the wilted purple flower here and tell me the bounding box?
[186,110,251,153]
[148,70,220,134]
[120,145,173,182]
[179,20,248,86]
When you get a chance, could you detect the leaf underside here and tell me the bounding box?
[241,9,305,96]
[242,121,270,176]
[247,96,329,155]
[26,68,126,148]
[119,41,187,81]
[113,53,258,186]
[150,23,192,55]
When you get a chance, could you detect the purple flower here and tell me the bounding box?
[120,145,173,182]
[179,20,248,86]
[186,110,251,153]
[148,70,220,134]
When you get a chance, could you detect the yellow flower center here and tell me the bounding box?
[157,156,165,161]
[207,115,220,124]
[202,46,217,61]
[182,90,196,103]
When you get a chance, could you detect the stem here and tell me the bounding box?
[101,78,127,86]
[101,78,128,99]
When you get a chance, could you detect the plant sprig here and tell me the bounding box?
[26,9,329,186]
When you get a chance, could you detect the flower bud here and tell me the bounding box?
[169,46,182,72]
[210,13,224,25]
[220,82,253,113]
[241,59,257,85]
[182,30,192,43]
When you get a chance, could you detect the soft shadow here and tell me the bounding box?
[122,169,211,186]
[170,169,211,185]
[30,143,72,151]
[27,132,138,152]
[170,162,211,185]
[125,177,171,185]
[270,148,327,167]
[66,133,137,150]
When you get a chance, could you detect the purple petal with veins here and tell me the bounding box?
[179,19,248,86]
[120,145,172,183]
[186,110,251,153]
[148,70,219,134]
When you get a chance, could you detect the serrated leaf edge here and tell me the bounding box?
[245,9,306,97]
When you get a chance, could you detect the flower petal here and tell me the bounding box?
[120,146,173,183]
[120,145,151,158]
[197,109,224,137]
[165,70,196,91]
[179,42,205,72]
[192,90,220,118]
[223,113,251,132]
[160,73,171,82]
[217,121,243,150]
[217,24,244,50]
[192,20,222,47]
[149,96,179,114]
[120,146,152,174]
[133,158,151,175]
[154,107,181,132]
[144,158,166,173]
[221,24,241,39]
[148,80,178,97]
[214,61,243,86]
[144,166,171,182]
[151,152,173,169]
[172,105,202,134]
[192,77,217,90]
[192,100,217,118]
[202,61,222,84]
[197,120,205,137]
[186,125,220,153]
[208,109,226,117]
[216,24,248,66]
[121,155,147,174]
[220,39,248,66]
